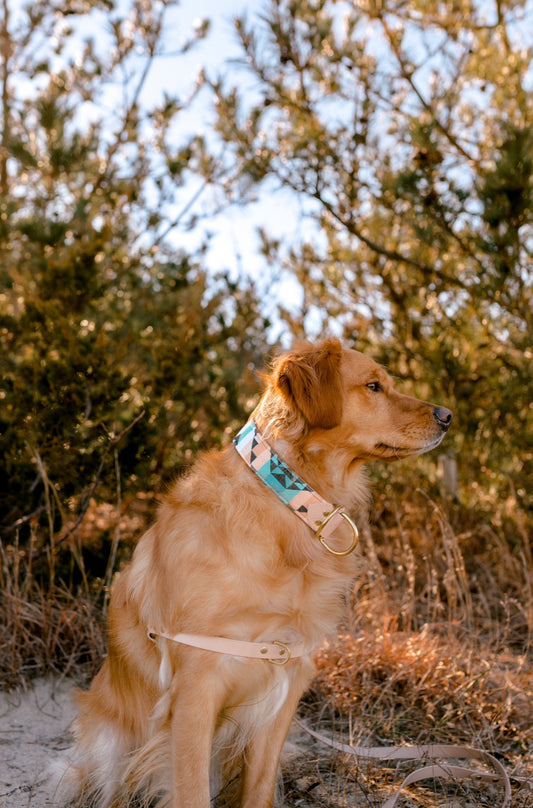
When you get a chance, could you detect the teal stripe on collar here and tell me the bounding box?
[233,420,359,555]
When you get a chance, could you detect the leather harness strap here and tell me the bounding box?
[148,629,308,665]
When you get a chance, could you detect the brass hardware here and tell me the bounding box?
[267,640,291,665]
[315,507,359,556]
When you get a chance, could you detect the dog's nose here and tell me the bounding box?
[433,406,453,431]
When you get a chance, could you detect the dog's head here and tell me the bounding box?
[260,338,452,463]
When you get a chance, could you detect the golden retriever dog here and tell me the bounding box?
[54,338,452,808]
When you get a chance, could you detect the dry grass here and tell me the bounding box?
[0,533,103,687]
[0,497,150,686]
[1,486,532,807]
[294,489,533,807]
[313,629,533,749]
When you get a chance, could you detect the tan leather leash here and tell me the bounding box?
[295,718,512,808]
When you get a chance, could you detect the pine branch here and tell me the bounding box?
[30,410,145,562]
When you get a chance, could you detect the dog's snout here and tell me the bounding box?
[433,406,453,431]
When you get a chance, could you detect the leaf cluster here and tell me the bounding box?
[0,0,270,535]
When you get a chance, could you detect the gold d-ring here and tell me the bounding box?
[315,508,359,556]
[267,640,291,665]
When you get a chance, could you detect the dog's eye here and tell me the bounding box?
[366,381,383,393]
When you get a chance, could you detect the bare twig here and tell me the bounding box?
[31,410,145,562]
[103,447,123,613]
[2,506,47,536]
[378,13,476,164]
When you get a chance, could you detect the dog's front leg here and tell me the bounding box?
[239,672,308,808]
[169,663,223,808]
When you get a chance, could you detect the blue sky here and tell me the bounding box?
[150,1,308,325]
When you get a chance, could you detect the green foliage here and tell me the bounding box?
[211,0,533,517]
[0,0,269,532]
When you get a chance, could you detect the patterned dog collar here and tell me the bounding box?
[233,420,359,556]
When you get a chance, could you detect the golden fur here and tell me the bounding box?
[53,339,452,808]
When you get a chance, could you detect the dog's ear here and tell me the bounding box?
[275,338,343,428]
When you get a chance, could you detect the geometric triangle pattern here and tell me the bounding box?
[233,419,345,540]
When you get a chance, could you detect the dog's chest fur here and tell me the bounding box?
[128,446,362,658]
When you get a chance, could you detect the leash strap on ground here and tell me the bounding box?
[295,718,512,808]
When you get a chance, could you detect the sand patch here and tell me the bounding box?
[0,678,76,807]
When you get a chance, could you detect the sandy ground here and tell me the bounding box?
[0,680,310,808]
[0,680,313,808]
[1,678,529,808]
[0,678,76,808]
